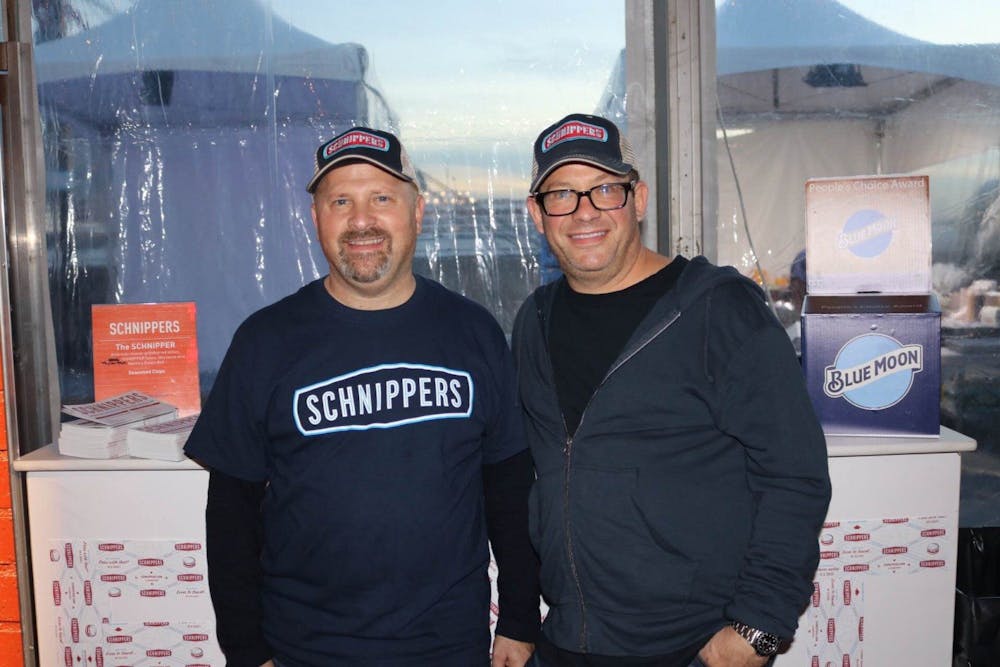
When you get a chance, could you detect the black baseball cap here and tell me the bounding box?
[530,113,635,193]
[306,127,417,193]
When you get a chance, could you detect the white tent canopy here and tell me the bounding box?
[717,0,1000,86]
[35,0,367,82]
[709,0,1000,280]
[717,0,1000,120]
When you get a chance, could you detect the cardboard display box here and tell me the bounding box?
[806,174,931,295]
[801,294,940,437]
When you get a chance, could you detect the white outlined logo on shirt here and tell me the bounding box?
[293,363,474,435]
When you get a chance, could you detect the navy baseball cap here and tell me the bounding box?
[306,127,417,193]
[530,113,635,193]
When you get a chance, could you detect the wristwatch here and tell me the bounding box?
[730,620,782,656]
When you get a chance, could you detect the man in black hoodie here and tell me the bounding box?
[512,113,832,667]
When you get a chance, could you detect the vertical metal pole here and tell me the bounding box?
[0,46,39,666]
[625,0,717,260]
[3,0,59,461]
[1,0,62,663]
[624,1,663,251]
[655,0,717,260]
[698,0,718,260]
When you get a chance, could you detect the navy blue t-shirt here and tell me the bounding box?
[185,276,527,665]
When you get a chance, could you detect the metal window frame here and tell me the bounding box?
[1,0,62,663]
[627,0,717,259]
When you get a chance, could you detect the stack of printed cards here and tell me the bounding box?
[58,391,178,459]
[126,413,200,461]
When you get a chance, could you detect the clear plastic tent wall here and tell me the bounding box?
[34,0,621,402]
[37,1,387,398]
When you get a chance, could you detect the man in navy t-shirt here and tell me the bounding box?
[185,127,539,666]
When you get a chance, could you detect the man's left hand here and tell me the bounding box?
[491,634,534,667]
[697,625,769,667]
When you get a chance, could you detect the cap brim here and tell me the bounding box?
[530,155,633,193]
[306,155,415,193]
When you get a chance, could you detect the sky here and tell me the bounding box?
[837,0,1000,44]
[271,0,626,195]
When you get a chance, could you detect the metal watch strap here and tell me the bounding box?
[730,620,782,656]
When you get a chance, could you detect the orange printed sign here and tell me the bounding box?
[92,303,201,416]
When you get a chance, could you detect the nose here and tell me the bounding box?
[573,191,601,221]
[347,201,374,230]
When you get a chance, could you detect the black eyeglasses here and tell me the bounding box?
[533,181,637,216]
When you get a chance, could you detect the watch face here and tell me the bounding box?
[753,632,781,656]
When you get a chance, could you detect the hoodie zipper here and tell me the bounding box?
[554,308,682,652]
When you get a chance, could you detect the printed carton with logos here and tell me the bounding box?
[801,294,940,437]
[806,174,930,295]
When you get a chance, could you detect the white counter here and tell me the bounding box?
[13,443,205,471]
[16,428,977,667]
[823,424,976,457]
[776,425,976,667]
[17,447,220,665]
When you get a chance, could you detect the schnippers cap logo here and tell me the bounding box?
[294,363,473,435]
[529,113,633,192]
[823,333,922,409]
[836,209,898,258]
[542,120,608,152]
[323,130,389,159]
[307,126,416,193]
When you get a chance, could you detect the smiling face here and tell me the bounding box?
[527,162,649,293]
[311,162,424,309]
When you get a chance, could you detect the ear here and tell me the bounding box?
[310,200,319,230]
[527,195,545,235]
[632,180,649,222]
[413,192,425,235]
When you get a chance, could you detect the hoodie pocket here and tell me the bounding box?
[570,465,697,614]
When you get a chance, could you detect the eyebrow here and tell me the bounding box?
[542,176,623,190]
[323,185,398,198]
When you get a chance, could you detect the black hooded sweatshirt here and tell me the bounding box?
[512,255,832,658]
